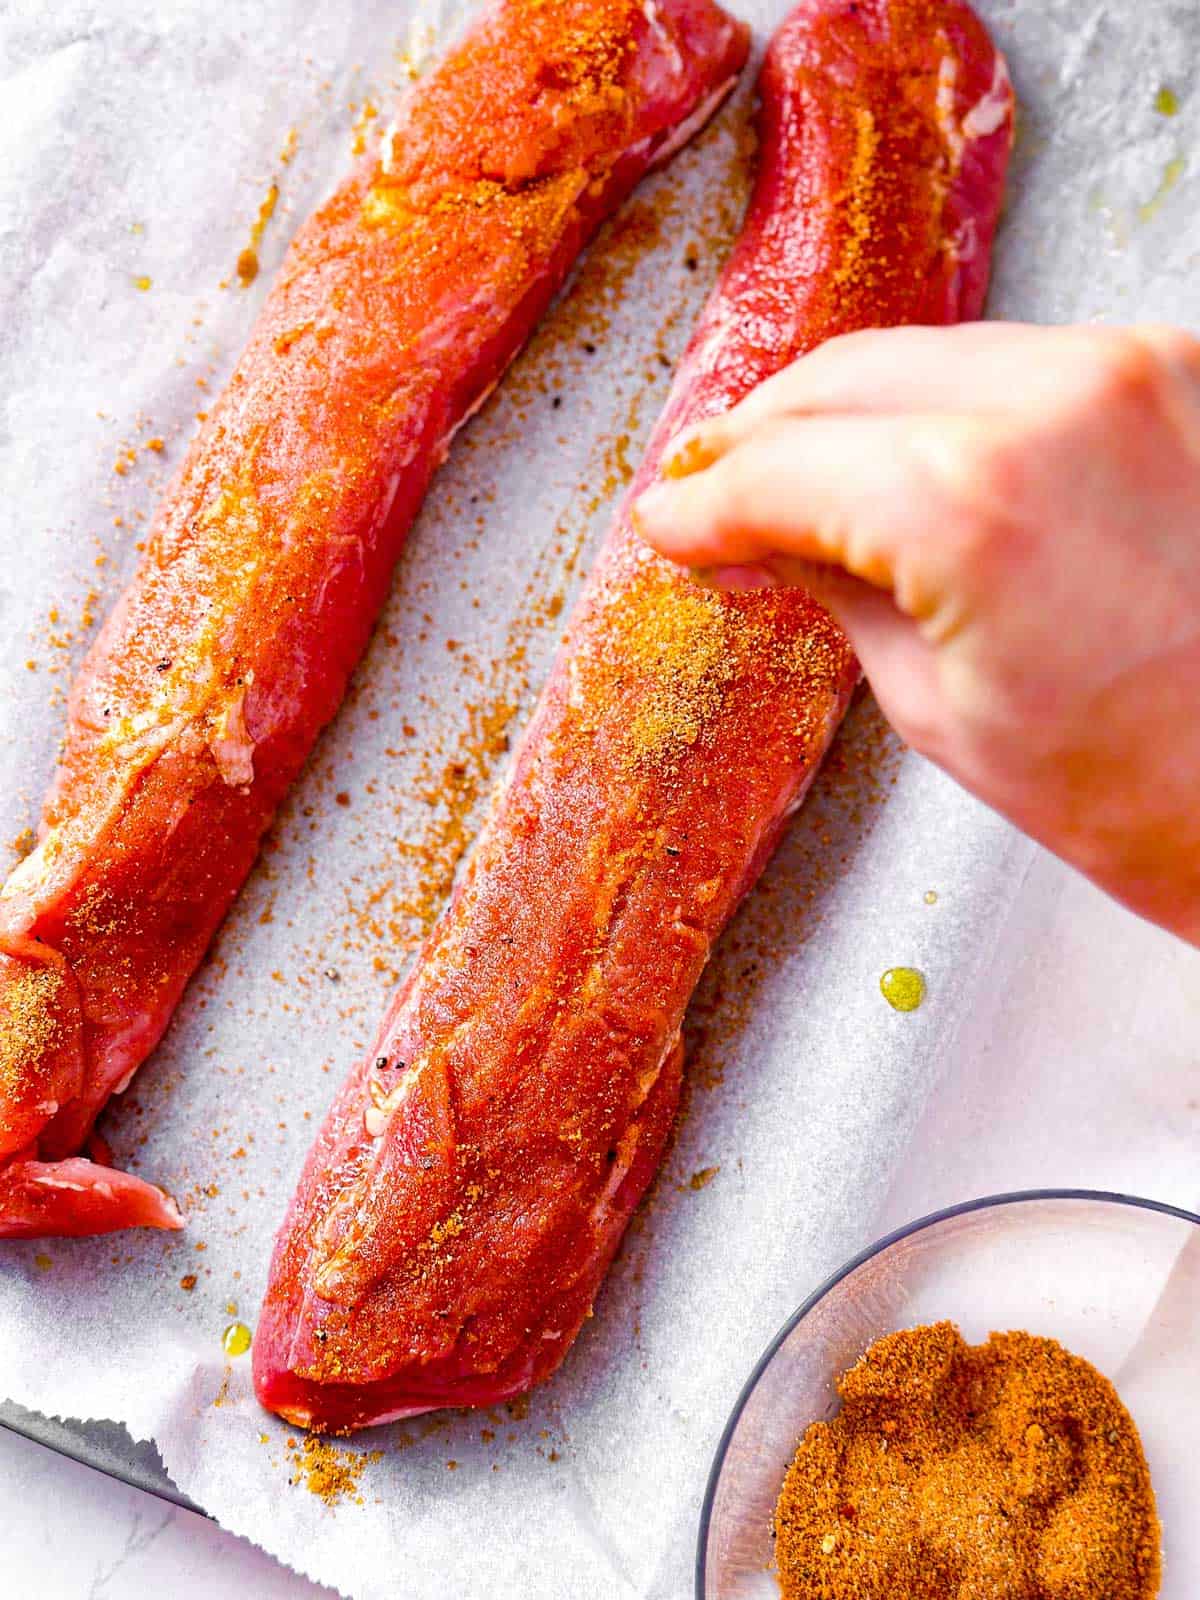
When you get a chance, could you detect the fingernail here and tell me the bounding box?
[693,563,781,593]
[661,428,721,481]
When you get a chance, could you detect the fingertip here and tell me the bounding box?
[630,480,674,543]
[632,476,746,578]
[631,476,716,566]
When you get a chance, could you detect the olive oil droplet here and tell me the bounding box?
[881,967,926,1012]
[923,890,938,906]
[222,1321,252,1358]
[1155,86,1179,117]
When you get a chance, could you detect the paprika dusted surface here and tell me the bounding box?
[0,0,748,1238]
[256,0,1014,1431]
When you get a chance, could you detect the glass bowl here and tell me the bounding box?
[698,1190,1200,1600]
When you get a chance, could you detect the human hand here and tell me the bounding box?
[632,322,1200,945]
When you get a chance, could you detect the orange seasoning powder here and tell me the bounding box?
[774,1322,1162,1600]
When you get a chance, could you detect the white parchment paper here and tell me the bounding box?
[1,3,1198,1596]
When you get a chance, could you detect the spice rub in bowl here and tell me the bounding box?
[774,1321,1161,1600]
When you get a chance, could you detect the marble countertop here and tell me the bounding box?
[4,849,1197,1599]
[0,1422,335,1599]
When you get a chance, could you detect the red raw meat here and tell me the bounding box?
[255,0,1015,1429]
[0,0,749,1238]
